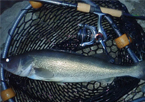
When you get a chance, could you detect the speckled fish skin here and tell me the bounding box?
[1,50,145,82]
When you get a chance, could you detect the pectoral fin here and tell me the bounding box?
[28,68,54,81]
[56,82,65,86]
[98,77,115,84]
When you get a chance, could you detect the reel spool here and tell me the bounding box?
[78,24,98,46]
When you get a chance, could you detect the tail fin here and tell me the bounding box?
[137,61,145,80]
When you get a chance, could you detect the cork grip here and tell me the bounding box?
[77,3,91,13]
[100,7,122,17]
[29,1,43,9]
[1,88,16,101]
[115,34,132,49]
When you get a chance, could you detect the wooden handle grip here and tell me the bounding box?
[100,7,122,17]
[1,88,16,101]
[77,3,122,17]
[77,3,91,13]
[115,34,132,49]
[30,1,122,17]
[29,1,43,9]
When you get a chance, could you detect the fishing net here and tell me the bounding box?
[3,0,145,101]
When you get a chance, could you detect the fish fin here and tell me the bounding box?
[48,77,63,82]
[90,53,108,61]
[90,53,116,63]
[20,63,33,76]
[34,68,54,78]
[28,68,54,81]
[56,82,65,86]
[97,77,114,84]
[141,84,145,93]
[28,74,43,80]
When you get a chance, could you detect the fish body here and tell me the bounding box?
[1,50,145,82]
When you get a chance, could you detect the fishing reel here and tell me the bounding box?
[78,24,114,63]
[77,23,143,64]
[78,24,105,46]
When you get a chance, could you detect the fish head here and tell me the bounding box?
[1,55,34,76]
[1,56,21,73]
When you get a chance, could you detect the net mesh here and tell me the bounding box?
[4,0,145,101]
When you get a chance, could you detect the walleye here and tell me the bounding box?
[1,50,145,82]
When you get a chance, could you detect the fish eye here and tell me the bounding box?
[6,58,10,62]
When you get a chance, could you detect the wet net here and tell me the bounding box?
[3,0,145,101]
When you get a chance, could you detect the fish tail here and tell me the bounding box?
[141,67,145,80]
[137,61,145,80]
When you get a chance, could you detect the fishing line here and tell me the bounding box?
[123,13,145,20]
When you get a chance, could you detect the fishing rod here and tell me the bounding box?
[30,0,122,17]
[82,0,145,20]
[30,0,145,20]
[29,0,143,63]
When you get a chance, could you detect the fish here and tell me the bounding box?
[1,50,145,82]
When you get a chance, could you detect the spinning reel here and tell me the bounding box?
[78,24,114,63]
